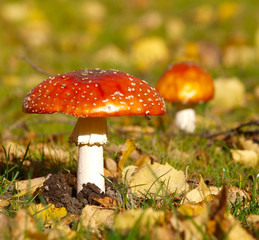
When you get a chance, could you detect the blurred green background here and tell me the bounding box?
[0,0,259,138]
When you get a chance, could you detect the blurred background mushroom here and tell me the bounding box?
[155,61,214,133]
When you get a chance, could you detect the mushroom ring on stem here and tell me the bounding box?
[23,68,166,193]
[155,62,214,133]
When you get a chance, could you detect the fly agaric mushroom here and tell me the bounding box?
[23,68,166,193]
[155,62,214,133]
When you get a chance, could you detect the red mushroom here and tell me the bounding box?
[155,62,214,133]
[23,68,166,193]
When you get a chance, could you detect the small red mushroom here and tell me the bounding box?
[155,62,214,133]
[23,68,166,193]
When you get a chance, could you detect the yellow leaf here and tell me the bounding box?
[114,208,164,230]
[78,205,114,231]
[130,37,169,71]
[182,174,214,204]
[231,149,259,167]
[210,77,245,110]
[178,203,204,217]
[118,139,136,173]
[226,214,255,240]
[28,203,67,222]
[126,162,189,198]
[238,137,259,155]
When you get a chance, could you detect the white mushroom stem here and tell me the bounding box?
[175,108,196,133]
[69,117,108,194]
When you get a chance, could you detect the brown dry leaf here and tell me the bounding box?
[0,198,10,209]
[230,149,258,167]
[246,214,259,229]
[118,139,137,173]
[93,196,117,208]
[182,174,217,204]
[28,203,67,222]
[227,186,250,205]
[14,176,47,197]
[60,214,80,226]
[78,205,114,231]
[125,162,189,198]
[208,186,255,239]
[114,208,164,230]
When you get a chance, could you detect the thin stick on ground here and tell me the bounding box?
[200,120,259,140]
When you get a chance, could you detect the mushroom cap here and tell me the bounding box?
[23,68,166,117]
[155,62,214,104]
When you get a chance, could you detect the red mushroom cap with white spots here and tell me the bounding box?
[23,68,166,117]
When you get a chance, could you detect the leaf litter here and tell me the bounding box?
[0,134,258,239]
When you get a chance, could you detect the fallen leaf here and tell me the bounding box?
[118,139,137,173]
[231,149,258,167]
[227,186,250,205]
[104,157,117,173]
[0,198,10,209]
[14,176,47,197]
[93,196,117,208]
[246,214,259,229]
[210,77,246,111]
[60,214,80,226]
[114,208,164,230]
[78,205,114,231]
[150,225,174,240]
[178,203,204,217]
[45,224,76,240]
[28,203,67,222]
[238,137,259,155]
[12,209,38,240]
[0,213,10,239]
[125,162,189,198]
[170,202,209,240]
[122,165,138,180]
[134,152,152,167]
[226,214,255,240]
[182,174,215,204]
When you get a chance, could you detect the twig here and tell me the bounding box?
[199,120,259,139]
[17,56,53,76]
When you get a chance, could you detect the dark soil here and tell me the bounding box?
[40,172,120,215]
